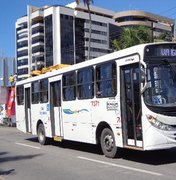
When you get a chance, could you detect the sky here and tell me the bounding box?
[1,0,176,58]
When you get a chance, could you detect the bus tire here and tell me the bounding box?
[37,123,48,145]
[100,128,118,158]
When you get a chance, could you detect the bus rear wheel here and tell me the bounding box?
[100,128,118,158]
[37,123,48,145]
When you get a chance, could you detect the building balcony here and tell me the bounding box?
[17,46,28,52]
[31,23,44,29]
[31,42,44,47]
[31,32,44,38]
[31,10,44,20]
[17,55,28,61]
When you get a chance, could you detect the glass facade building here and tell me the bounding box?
[15,3,120,79]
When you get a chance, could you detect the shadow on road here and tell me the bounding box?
[0,151,43,176]
[26,136,103,155]
[121,148,176,165]
[0,169,15,175]
[26,137,176,165]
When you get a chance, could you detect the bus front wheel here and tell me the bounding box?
[100,128,118,158]
[37,123,48,145]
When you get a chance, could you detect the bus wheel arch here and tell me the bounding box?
[37,120,48,145]
[96,122,120,158]
[96,122,110,144]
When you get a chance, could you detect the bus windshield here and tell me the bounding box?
[144,61,176,107]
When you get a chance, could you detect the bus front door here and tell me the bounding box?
[24,87,32,133]
[120,63,143,148]
[50,80,63,137]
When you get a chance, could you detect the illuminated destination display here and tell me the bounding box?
[144,44,176,57]
[160,48,176,56]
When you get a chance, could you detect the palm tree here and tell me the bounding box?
[76,0,93,60]
[112,26,152,51]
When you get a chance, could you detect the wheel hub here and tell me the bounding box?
[104,135,114,152]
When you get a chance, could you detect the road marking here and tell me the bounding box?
[77,156,162,176]
[15,142,41,149]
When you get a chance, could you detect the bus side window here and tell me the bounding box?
[63,72,76,101]
[32,81,40,104]
[96,62,117,97]
[77,67,94,99]
[40,79,48,103]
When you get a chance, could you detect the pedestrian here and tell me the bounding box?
[9,75,14,86]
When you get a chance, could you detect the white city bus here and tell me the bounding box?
[16,42,176,158]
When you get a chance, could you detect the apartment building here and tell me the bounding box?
[114,10,174,40]
[16,2,120,80]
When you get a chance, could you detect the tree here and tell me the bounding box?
[154,32,172,42]
[112,26,152,51]
[76,0,93,60]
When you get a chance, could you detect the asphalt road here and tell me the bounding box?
[1,126,176,180]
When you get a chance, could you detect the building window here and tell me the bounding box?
[60,14,74,65]
[32,36,44,44]
[96,62,117,97]
[85,20,107,27]
[32,19,44,26]
[45,15,53,67]
[17,40,28,49]
[32,26,44,35]
[17,50,28,58]
[32,46,44,54]
[17,32,28,40]
[16,22,27,31]
[16,85,24,105]
[17,68,28,75]
[63,72,76,101]
[77,67,94,99]
[85,28,107,36]
[75,18,85,63]
[17,59,28,66]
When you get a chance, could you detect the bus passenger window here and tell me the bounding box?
[63,72,76,101]
[77,67,94,99]
[96,62,117,98]
[32,81,40,104]
[40,79,48,103]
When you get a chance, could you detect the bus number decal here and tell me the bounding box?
[91,100,99,107]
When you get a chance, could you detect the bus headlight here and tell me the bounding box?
[146,114,174,131]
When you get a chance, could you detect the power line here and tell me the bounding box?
[159,6,176,15]
[166,11,176,18]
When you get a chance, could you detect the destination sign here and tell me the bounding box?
[144,44,176,57]
[160,48,176,56]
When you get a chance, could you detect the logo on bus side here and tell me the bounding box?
[106,101,118,111]
[63,109,89,114]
